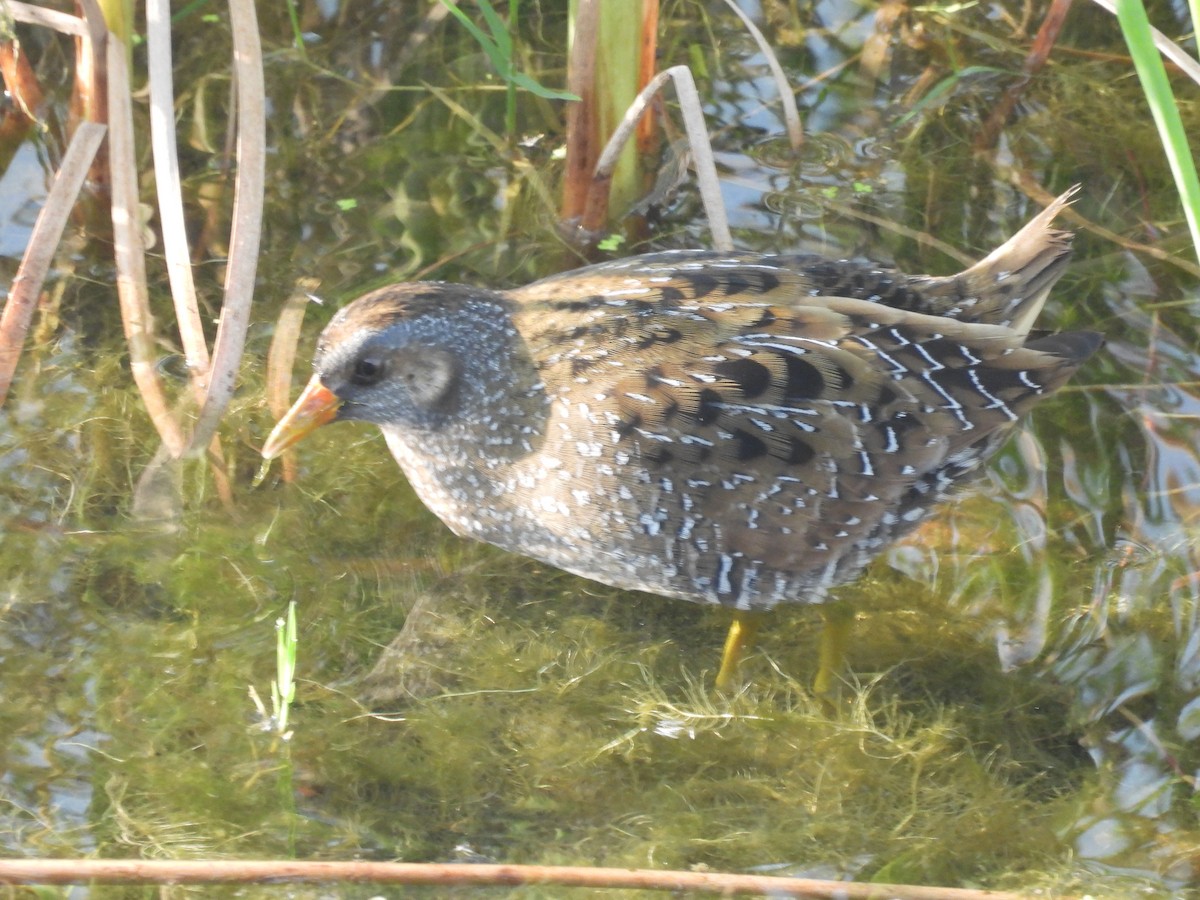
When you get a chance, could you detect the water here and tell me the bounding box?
[1,2,1198,896]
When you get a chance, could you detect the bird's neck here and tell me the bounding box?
[378,373,550,535]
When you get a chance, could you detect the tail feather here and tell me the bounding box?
[955,186,1079,334]
[908,187,1078,333]
[1024,329,1105,366]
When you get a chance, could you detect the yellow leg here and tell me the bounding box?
[813,602,854,696]
[715,610,763,692]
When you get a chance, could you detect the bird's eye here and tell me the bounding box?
[351,356,385,385]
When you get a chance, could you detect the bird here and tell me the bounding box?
[263,188,1101,691]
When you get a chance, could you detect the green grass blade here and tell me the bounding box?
[477,0,513,66]
[438,0,502,62]
[438,0,578,104]
[1116,0,1200,262]
[274,601,298,735]
[284,0,307,58]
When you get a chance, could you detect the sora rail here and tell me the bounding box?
[264,188,1101,690]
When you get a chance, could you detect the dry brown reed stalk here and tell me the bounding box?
[0,3,99,408]
[722,0,803,151]
[145,0,208,396]
[564,1,661,236]
[73,0,109,189]
[0,37,45,121]
[4,2,87,34]
[635,0,659,156]
[584,65,732,250]
[0,121,105,405]
[1,0,263,508]
[116,0,263,512]
[1,2,98,169]
[144,0,233,509]
[562,0,600,223]
[0,858,1057,899]
[181,0,264,457]
[107,33,186,455]
[266,280,321,484]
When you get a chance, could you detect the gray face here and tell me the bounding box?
[317,325,464,431]
[312,282,548,442]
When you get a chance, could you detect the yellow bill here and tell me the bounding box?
[262,375,342,459]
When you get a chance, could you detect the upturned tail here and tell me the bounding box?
[914,186,1078,334]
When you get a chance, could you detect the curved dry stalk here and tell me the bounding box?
[585,65,732,250]
[266,279,320,483]
[107,34,185,455]
[722,0,803,150]
[144,0,235,509]
[182,0,265,455]
[74,0,108,175]
[2,1,87,36]
[0,121,106,405]
[0,858,1055,899]
[146,0,209,394]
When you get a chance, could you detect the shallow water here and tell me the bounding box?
[2,2,1200,897]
